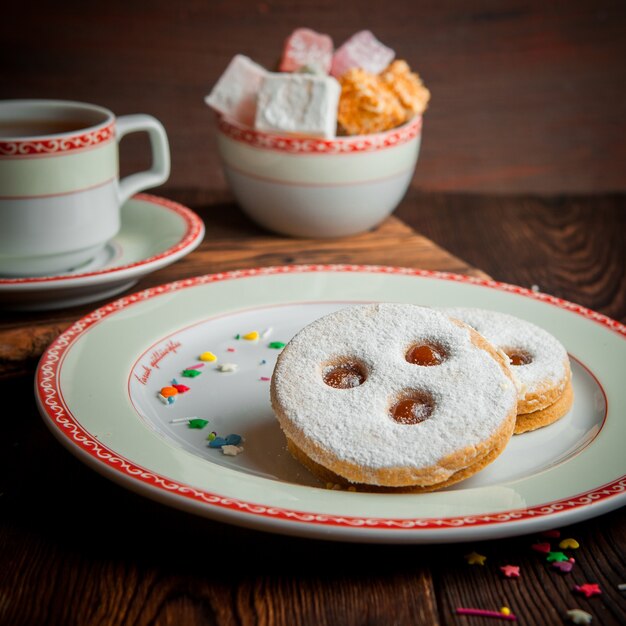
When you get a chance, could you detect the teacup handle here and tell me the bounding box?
[115,114,171,206]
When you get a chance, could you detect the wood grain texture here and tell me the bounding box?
[2,0,625,194]
[396,193,626,323]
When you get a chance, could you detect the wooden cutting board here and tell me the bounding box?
[0,202,489,379]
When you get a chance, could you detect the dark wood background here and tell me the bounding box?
[2,0,625,194]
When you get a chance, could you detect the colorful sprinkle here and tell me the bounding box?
[455,607,516,621]
[217,363,238,373]
[546,552,569,563]
[574,584,602,598]
[184,363,204,370]
[207,431,217,441]
[160,386,178,397]
[243,331,259,341]
[542,529,561,538]
[500,565,520,578]
[464,552,487,566]
[552,560,574,574]
[222,444,244,456]
[565,609,593,624]
[559,538,580,550]
[170,417,199,424]
[182,369,202,378]
[531,542,551,554]
[188,418,209,429]
[268,341,286,349]
[260,359,267,365]
[208,433,243,448]
[199,351,217,362]
[157,393,169,405]
[172,384,190,393]
[227,347,236,352]
[261,327,273,339]
[259,376,271,381]
[234,334,241,340]
[167,396,176,405]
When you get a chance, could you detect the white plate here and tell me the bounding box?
[0,193,204,310]
[35,266,626,543]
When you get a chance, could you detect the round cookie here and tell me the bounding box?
[270,303,518,491]
[443,307,572,433]
[514,379,574,434]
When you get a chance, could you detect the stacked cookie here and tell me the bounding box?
[444,308,573,435]
[270,303,573,492]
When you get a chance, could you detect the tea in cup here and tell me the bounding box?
[0,99,170,277]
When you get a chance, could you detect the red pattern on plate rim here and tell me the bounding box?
[217,115,422,154]
[0,121,115,157]
[36,265,626,531]
[0,193,204,284]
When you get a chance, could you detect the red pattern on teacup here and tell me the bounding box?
[0,122,115,157]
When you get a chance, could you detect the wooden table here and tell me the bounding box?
[1,191,624,625]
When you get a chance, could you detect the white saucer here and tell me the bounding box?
[0,193,204,310]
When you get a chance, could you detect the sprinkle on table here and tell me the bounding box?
[259,376,270,381]
[531,542,551,554]
[455,607,516,621]
[464,551,487,566]
[268,341,286,349]
[243,331,259,341]
[559,538,580,550]
[172,384,190,393]
[160,386,178,397]
[574,583,602,598]
[199,351,217,362]
[565,608,593,624]
[546,551,569,563]
[552,560,574,574]
[261,327,273,339]
[500,565,520,578]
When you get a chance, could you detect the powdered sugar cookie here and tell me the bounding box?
[270,303,518,491]
[443,307,573,434]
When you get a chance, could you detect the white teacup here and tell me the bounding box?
[0,99,170,277]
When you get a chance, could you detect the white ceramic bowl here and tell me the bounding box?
[215,115,422,238]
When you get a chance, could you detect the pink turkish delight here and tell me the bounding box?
[279,27,334,74]
[204,55,267,127]
[330,30,395,78]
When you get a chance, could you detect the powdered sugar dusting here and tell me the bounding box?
[272,303,517,471]
[443,307,569,398]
